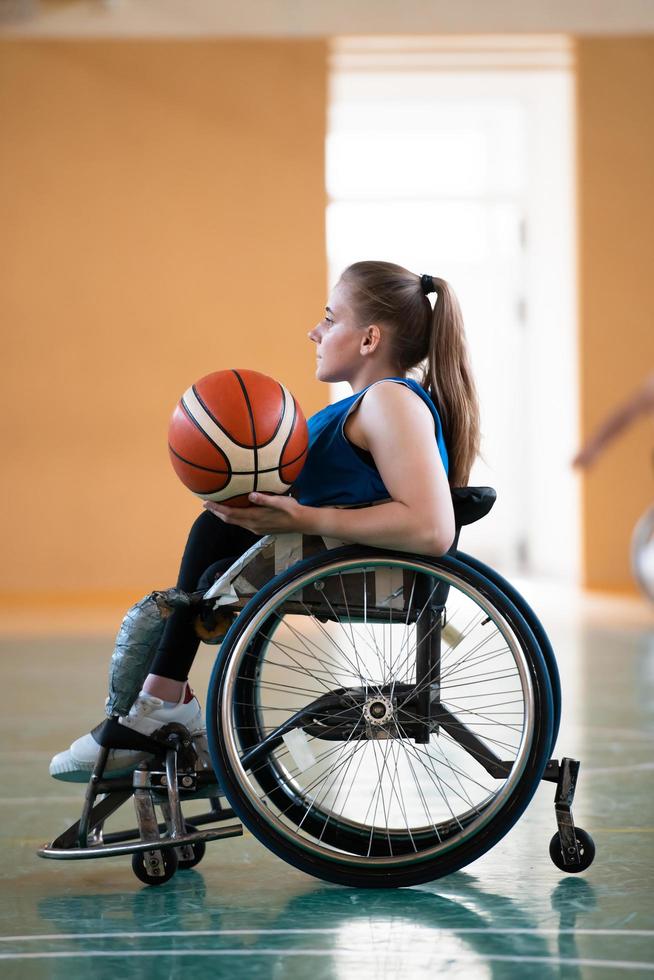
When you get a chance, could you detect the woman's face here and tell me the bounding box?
[308,280,364,384]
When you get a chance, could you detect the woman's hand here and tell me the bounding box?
[203,493,311,535]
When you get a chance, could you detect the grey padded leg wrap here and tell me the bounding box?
[106,589,192,718]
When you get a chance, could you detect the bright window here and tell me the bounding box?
[327,37,578,582]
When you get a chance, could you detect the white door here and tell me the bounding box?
[327,39,577,580]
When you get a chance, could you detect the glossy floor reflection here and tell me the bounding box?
[1,582,653,978]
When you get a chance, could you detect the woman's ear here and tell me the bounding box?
[360,324,381,356]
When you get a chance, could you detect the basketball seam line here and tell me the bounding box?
[232,370,259,493]
[189,375,290,451]
[190,385,253,451]
[178,400,233,480]
[194,477,293,495]
[168,443,308,476]
[278,394,299,480]
[273,383,286,440]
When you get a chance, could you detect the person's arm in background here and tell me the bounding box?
[572,372,654,468]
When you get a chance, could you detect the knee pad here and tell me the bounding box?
[106,589,192,717]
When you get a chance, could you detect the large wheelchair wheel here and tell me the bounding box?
[455,550,562,755]
[207,546,554,887]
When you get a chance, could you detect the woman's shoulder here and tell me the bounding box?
[348,378,436,446]
[358,378,433,416]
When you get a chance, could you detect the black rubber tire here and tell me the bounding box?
[176,824,207,870]
[549,827,596,873]
[207,546,555,888]
[131,847,178,885]
[455,549,562,755]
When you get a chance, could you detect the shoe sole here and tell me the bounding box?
[49,758,154,783]
[49,727,208,783]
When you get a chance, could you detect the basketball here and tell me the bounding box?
[168,369,309,506]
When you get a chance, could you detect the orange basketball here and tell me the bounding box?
[168,369,309,506]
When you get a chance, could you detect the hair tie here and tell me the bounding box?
[420,274,436,296]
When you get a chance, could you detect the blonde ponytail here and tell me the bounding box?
[421,277,481,487]
[340,261,482,487]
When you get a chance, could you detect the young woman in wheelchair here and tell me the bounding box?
[50,260,481,782]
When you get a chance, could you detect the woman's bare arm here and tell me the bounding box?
[312,381,455,554]
[573,373,654,468]
[205,382,456,556]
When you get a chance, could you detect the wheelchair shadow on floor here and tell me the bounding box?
[30,873,598,979]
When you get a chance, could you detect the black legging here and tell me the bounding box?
[149,511,260,682]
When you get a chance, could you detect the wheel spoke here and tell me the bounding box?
[213,552,545,874]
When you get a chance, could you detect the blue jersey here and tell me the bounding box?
[293,377,449,507]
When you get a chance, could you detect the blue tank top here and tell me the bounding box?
[294,377,449,507]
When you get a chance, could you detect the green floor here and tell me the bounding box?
[1,585,653,978]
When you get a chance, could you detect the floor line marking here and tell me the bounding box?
[2,928,653,943]
[0,950,651,969]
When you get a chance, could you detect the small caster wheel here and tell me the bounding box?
[549,828,596,873]
[132,847,178,885]
[176,824,206,870]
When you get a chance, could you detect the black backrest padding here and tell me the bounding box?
[451,486,497,529]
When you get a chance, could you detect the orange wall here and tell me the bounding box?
[576,37,654,593]
[3,37,653,603]
[0,41,327,599]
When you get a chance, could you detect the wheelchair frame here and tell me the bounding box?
[38,487,595,886]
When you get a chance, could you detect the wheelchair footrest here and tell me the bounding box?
[38,741,241,870]
[38,821,243,861]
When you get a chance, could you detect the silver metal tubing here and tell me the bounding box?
[87,822,105,846]
[37,823,243,861]
[51,791,131,850]
[133,767,161,844]
[164,749,186,839]
[78,745,110,847]
[158,799,193,863]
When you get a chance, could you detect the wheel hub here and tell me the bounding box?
[363,696,394,726]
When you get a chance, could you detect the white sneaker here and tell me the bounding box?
[49,687,204,783]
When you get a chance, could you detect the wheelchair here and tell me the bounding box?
[39,487,595,887]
